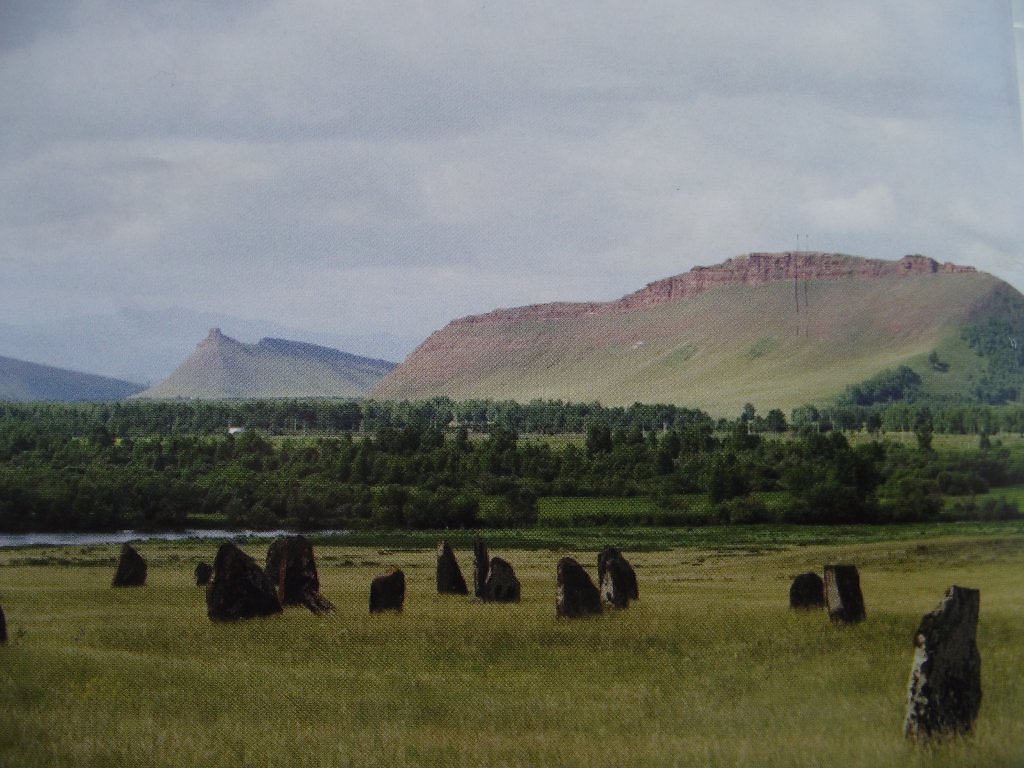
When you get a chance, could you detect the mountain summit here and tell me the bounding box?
[137,330,396,399]
[373,252,1015,414]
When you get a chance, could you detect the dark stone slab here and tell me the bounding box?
[112,543,147,587]
[598,547,638,608]
[436,540,468,595]
[824,564,866,623]
[195,562,213,586]
[266,535,334,615]
[482,557,521,603]
[206,542,283,621]
[472,536,489,599]
[905,585,982,739]
[370,569,405,613]
[0,606,6,644]
[557,557,602,618]
[789,572,826,609]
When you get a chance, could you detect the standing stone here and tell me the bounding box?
[905,586,982,739]
[0,606,6,644]
[789,572,826,609]
[436,540,468,595]
[472,537,489,599]
[112,543,147,587]
[824,564,866,623]
[206,542,283,621]
[195,562,213,586]
[482,557,521,603]
[598,547,638,608]
[557,557,602,618]
[266,535,334,615]
[369,569,405,613]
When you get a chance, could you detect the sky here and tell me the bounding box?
[2,1,1023,354]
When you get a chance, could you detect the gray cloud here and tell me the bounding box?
[1,0,1022,355]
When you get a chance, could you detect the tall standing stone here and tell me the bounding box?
[482,557,521,603]
[369,569,405,613]
[557,557,602,618]
[266,535,334,614]
[0,606,6,644]
[789,572,826,609]
[598,547,638,608]
[206,542,283,621]
[436,540,468,595]
[824,564,865,623]
[905,586,982,739]
[112,543,147,587]
[472,537,489,599]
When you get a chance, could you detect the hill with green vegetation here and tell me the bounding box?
[137,329,396,400]
[0,355,143,401]
[374,252,1021,415]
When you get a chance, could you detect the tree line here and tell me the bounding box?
[1,400,1021,532]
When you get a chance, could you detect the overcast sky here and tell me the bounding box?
[2,1,1023,348]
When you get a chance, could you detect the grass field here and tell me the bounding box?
[1,527,1022,767]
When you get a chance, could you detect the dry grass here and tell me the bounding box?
[1,533,1022,767]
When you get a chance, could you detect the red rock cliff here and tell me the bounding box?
[459,253,975,325]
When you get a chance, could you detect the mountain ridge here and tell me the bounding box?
[137,329,396,400]
[373,252,1011,414]
[0,356,144,402]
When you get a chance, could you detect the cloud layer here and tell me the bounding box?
[1,1,1022,347]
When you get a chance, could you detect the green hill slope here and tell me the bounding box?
[0,356,144,401]
[137,329,396,399]
[374,255,1014,415]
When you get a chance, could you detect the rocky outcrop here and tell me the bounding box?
[905,586,982,739]
[266,535,334,615]
[482,557,521,603]
[597,547,638,609]
[436,540,469,595]
[195,562,213,586]
[369,569,406,613]
[206,543,283,621]
[112,543,147,587]
[428,253,975,328]
[789,572,826,609]
[556,557,602,618]
[615,253,974,311]
[472,537,489,599]
[824,564,866,624]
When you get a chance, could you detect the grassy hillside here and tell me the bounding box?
[0,356,143,402]
[1,531,1021,767]
[377,272,1005,415]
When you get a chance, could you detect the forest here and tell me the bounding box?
[2,398,1023,532]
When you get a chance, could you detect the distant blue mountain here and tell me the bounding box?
[0,355,144,401]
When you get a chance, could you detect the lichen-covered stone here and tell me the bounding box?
[824,564,865,623]
[266,535,334,614]
[789,572,826,609]
[195,562,213,586]
[905,586,982,739]
[597,548,638,609]
[206,542,283,621]
[557,557,602,618]
[370,569,405,613]
[472,537,489,599]
[436,540,468,595]
[112,543,147,587]
[482,557,520,603]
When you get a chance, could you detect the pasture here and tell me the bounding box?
[1,528,1022,767]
